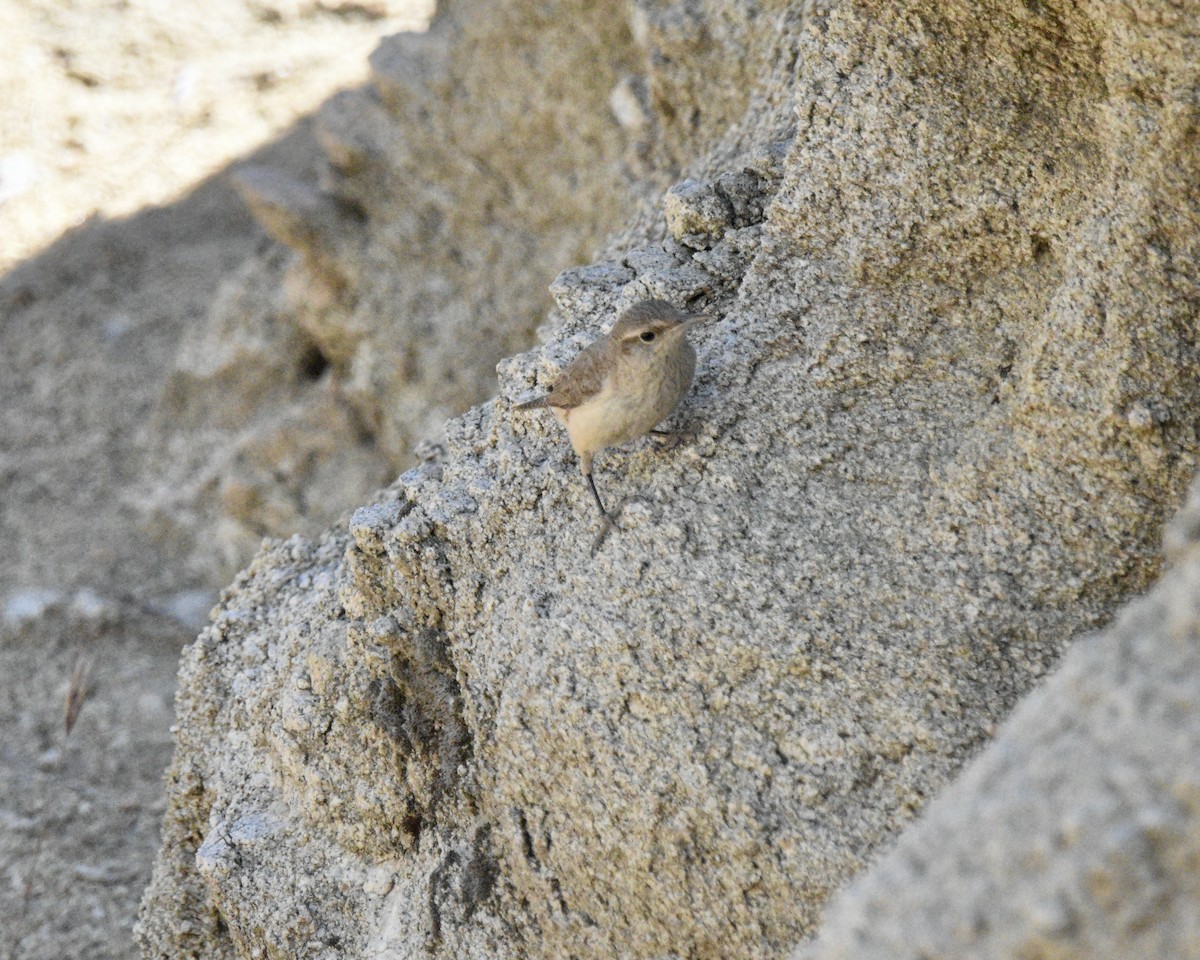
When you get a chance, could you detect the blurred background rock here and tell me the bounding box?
[1,3,434,958]
[4,1,1200,959]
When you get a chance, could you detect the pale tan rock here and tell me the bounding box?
[137,0,1200,958]
[794,475,1200,960]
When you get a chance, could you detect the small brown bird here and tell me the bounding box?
[515,299,706,521]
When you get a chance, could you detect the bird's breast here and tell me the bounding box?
[561,342,695,455]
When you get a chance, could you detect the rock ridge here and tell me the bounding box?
[139,0,1200,957]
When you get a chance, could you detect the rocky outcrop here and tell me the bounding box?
[138,0,1200,958]
[795,475,1200,959]
[137,1,812,582]
[136,0,642,580]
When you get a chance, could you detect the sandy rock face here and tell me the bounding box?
[139,0,1200,958]
[136,0,807,587]
[137,0,644,581]
[794,476,1200,960]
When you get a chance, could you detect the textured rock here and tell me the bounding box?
[139,237,397,583]
[143,0,814,579]
[141,0,646,581]
[138,0,1200,958]
[795,474,1200,959]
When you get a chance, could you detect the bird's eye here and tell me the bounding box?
[639,330,656,342]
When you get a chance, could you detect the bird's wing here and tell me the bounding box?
[544,340,610,410]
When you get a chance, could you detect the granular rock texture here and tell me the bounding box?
[794,475,1200,960]
[138,0,1200,959]
[147,0,648,580]
[110,0,814,587]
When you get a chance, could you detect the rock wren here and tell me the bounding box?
[515,299,706,521]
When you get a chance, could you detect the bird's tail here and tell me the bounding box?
[511,395,550,411]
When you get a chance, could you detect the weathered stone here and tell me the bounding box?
[664,177,735,247]
[794,475,1200,960]
[137,0,1200,958]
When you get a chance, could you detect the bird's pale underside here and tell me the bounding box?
[516,299,706,526]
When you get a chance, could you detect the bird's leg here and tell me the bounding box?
[587,471,617,555]
[579,452,617,554]
[586,471,609,519]
[577,452,609,519]
[584,468,620,554]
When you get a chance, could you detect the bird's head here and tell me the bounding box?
[609,299,708,353]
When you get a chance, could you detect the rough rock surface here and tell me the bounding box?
[138,1,1200,959]
[795,475,1200,959]
[146,0,648,581]
[1,5,437,959]
[151,0,805,580]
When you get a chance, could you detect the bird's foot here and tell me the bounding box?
[649,428,690,452]
[590,513,617,555]
[590,498,636,554]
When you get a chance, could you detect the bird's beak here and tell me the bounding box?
[682,313,710,329]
